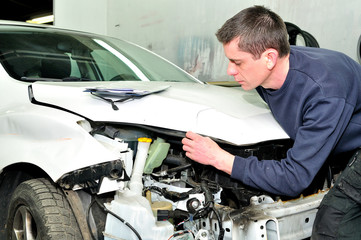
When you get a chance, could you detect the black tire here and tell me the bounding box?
[6,178,82,240]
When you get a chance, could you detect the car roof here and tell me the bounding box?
[0,20,99,37]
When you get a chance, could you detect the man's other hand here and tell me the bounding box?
[182,131,235,174]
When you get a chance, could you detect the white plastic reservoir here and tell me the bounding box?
[104,138,174,240]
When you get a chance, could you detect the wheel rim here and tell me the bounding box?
[12,205,38,240]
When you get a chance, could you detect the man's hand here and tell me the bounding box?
[182,131,235,174]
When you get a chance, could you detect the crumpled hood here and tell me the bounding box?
[30,81,289,145]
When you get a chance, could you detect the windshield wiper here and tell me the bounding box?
[21,76,96,82]
[21,77,63,82]
[62,77,96,81]
[162,79,183,82]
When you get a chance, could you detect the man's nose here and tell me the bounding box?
[227,62,237,76]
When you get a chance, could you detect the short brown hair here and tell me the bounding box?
[216,5,290,59]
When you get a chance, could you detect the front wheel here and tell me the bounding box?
[6,178,82,240]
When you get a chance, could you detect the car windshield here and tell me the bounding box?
[0,25,200,83]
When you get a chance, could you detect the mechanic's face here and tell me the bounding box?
[224,38,271,91]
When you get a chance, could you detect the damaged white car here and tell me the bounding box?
[0,22,333,240]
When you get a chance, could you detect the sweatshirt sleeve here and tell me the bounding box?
[231,97,353,197]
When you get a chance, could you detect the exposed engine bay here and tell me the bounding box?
[58,124,332,240]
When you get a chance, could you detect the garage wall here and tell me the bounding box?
[54,0,108,35]
[54,0,361,82]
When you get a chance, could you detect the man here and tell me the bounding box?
[182,5,361,239]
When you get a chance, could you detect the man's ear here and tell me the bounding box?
[263,49,279,70]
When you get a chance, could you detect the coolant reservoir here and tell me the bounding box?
[144,137,170,174]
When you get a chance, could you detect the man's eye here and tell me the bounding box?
[230,60,241,66]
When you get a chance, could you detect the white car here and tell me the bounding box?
[0,21,330,240]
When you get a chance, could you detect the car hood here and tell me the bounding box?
[30,81,289,145]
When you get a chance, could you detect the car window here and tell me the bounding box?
[0,26,200,83]
[90,49,140,81]
[105,38,200,82]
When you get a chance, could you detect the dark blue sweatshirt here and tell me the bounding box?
[231,46,361,197]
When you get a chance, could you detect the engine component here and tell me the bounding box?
[103,137,174,240]
[144,137,170,174]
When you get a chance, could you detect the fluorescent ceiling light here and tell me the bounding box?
[27,15,54,24]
